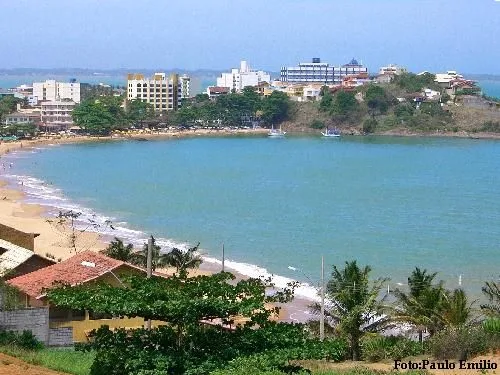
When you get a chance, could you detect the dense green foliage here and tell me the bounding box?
[176,88,291,127]
[85,325,346,375]
[393,73,438,93]
[364,85,392,116]
[0,122,37,138]
[0,96,23,122]
[72,96,156,135]
[429,326,491,360]
[361,335,426,362]
[0,330,43,350]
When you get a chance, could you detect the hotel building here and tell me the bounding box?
[40,100,76,131]
[127,73,188,112]
[216,61,271,93]
[33,80,81,104]
[280,58,368,85]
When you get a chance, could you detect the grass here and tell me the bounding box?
[0,346,94,375]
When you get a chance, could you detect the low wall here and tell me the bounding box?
[0,307,49,343]
[0,307,73,346]
[48,327,73,347]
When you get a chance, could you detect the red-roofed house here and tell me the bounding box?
[8,251,165,342]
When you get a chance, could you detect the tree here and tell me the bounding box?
[319,88,333,112]
[0,96,23,123]
[128,236,168,271]
[261,91,291,125]
[392,268,446,342]
[441,288,475,327]
[363,118,377,134]
[72,99,115,135]
[365,85,391,116]
[331,91,358,116]
[46,272,299,375]
[318,260,388,360]
[164,242,203,278]
[102,238,136,262]
[481,281,500,317]
[126,99,155,128]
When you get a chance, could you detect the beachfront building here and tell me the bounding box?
[216,61,271,93]
[40,100,76,131]
[127,73,185,112]
[7,251,166,343]
[280,58,368,85]
[33,80,81,104]
[4,111,41,125]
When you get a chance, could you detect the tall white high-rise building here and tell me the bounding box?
[33,80,81,104]
[127,73,186,111]
[216,61,271,93]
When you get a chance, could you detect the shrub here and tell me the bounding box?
[310,119,325,130]
[363,119,377,134]
[430,326,489,360]
[480,121,500,133]
[361,335,425,362]
[0,329,44,350]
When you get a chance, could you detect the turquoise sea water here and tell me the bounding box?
[3,136,500,299]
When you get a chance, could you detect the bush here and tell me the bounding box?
[480,121,500,133]
[363,119,377,134]
[0,329,44,350]
[361,335,425,362]
[430,326,489,360]
[310,119,325,130]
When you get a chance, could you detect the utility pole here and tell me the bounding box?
[146,236,153,330]
[222,243,225,272]
[320,255,325,342]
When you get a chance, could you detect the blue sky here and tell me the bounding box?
[1,0,499,74]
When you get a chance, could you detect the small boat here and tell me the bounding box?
[268,124,286,137]
[321,127,341,138]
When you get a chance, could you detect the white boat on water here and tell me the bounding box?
[268,125,286,137]
[321,127,341,138]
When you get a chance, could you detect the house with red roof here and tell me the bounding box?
[8,251,165,342]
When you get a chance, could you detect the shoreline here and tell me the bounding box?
[0,129,315,323]
[1,128,497,323]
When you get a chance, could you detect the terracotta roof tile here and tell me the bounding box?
[7,251,139,298]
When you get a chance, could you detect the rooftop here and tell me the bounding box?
[0,239,53,277]
[8,251,146,299]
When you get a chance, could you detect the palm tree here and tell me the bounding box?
[102,237,135,262]
[392,267,446,342]
[164,242,203,278]
[481,281,500,317]
[441,288,475,327]
[318,260,389,361]
[130,236,169,271]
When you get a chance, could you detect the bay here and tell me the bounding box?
[6,136,500,298]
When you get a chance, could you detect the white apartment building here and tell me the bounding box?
[127,73,185,112]
[216,61,271,93]
[280,58,368,85]
[40,100,76,131]
[180,74,191,100]
[33,80,81,104]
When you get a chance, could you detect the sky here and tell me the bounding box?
[1,0,499,74]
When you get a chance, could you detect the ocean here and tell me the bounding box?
[2,136,500,301]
